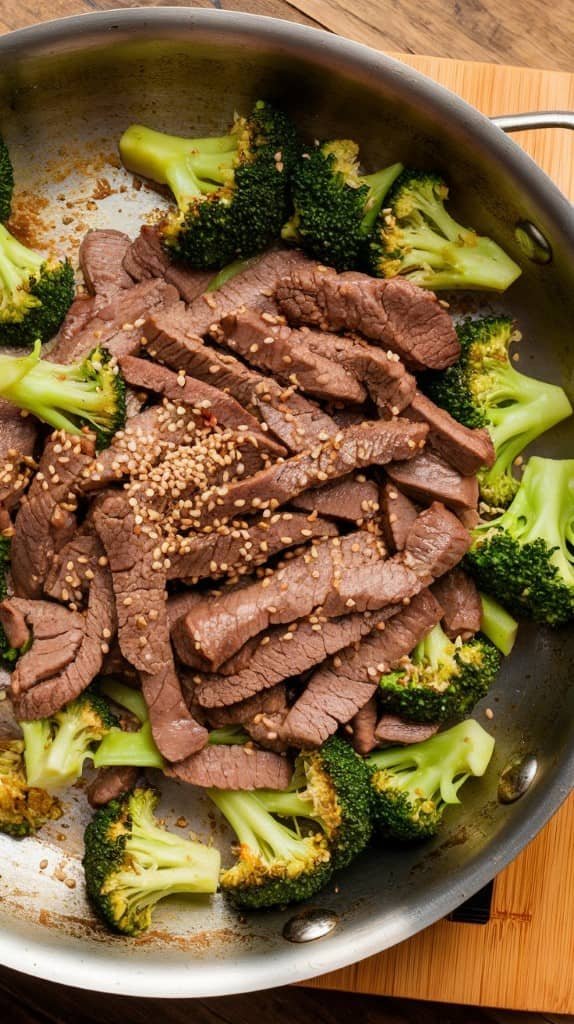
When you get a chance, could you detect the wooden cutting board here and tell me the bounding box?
[305,53,574,1016]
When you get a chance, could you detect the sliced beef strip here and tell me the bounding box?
[192,604,401,708]
[431,566,482,640]
[167,589,206,632]
[275,266,460,371]
[214,311,367,404]
[386,450,479,511]
[380,482,419,552]
[185,247,312,338]
[166,744,292,790]
[51,295,97,349]
[200,683,288,728]
[172,531,388,671]
[2,599,84,692]
[119,354,284,458]
[144,303,338,453]
[0,401,37,510]
[93,492,207,762]
[281,590,443,748]
[193,418,428,528]
[79,229,133,303]
[0,695,22,741]
[44,529,99,606]
[11,431,96,599]
[403,501,472,580]
[349,697,379,755]
[293,475,380,523]
[374,715,440,745]
[406,392,494,476]
[51,278,179,364]
[123,225,213,302]
[13,548,117,721]
[87,765,140,808]
[167,511,337,584]
[245,707,290,754]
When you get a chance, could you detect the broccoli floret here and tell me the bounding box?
[423,317,573,507]
[0,133,14,222]
[0,738,62,837]
[0,224,74,346]
[256,735,372,870]
[368,170,521,292]
[466,456,574,626]
[479,592,518,656]
[21,688,118,791]
[83,786,220,936]
[119,101,298,269]
[281,139,403,270]
[378,622,501,722]
[0,341,126,448]
[366,719,495,842]
[209,788,332,910]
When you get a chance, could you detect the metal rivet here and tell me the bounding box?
[282,907,339,943]
[514,222,552,264]
[498,752,538,803]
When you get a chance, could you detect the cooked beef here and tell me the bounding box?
[44,530,99,605]
[292,475,380,522]
[275,266,460,371]
[380,482,419,552]
[51,295,97,349]
[281,590,443,748]
[119,355,284,457]
[431,566,482,640]
[123,225,213,302]
[245,706,289,753]
[303,329,416,414]
[403,501,472,580]
[0,694,22,740]
[350,697,379,755]
[374,715,440,745]
[185,248,311,337]
[457,507,480,531]
[93,492,207,761]
[0,599,31,649]
[386,450,479,510]
[201,683,288,727]
[0,401,37,510]
[79,229,133,302]
[167,511,337,584]
[144,303,337,453]
[166,744,292,790]
[13,547,117,720]
[194,418,428,528]
[87,766,140,808]
[172,531,389,670]
[167,589,206,632]
[11,432,96,599]
[0,599,84,689]
[51,279,179,364]
[193,604,400,708]
[407,392,495,476]
[214,311,366,404]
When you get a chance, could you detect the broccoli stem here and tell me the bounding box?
[209,789,305,862]
[93,722,164,769]
[360,162,403,234]
[100,679,148,723]
[0,224,44,305]
[207,726,249,745]
[404,230,521,292]
[412,621,452,668]
[206,256,260,292]
[21,720,52,788]
[480,593,518,655]
[119,125,238,205]
[126,800,220,890]
[256,790,316,820]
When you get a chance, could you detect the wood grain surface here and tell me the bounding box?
[0,1,573,1021]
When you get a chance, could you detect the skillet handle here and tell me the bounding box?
[492,111,574,132]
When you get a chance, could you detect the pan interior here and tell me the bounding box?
[0,14,572,996]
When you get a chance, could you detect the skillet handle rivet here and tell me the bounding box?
[282,908,339,942]
[514,222,552,264]
[498,752,538,803]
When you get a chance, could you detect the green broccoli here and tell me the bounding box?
[423,317,573,507]
[466,456,574,627]
[83,786,220,936]
[0,341,126,448]
[281,139,403,270]
[93,680,164,770]
[256,735,372,870]
[479,592,518,656]
[368,170,521,292]
[205,255,260,292]
[119,101,298,269]
[378,621,501,722]
[0,738,62,837]
[0,224,74,346]
[366,719,495,842]
[208,788,332,910]
[0,133,14,222]
[21,688,118,790]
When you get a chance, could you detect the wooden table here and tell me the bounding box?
[1,2,573,1022]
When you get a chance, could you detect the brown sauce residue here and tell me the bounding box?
[8,192,53,251]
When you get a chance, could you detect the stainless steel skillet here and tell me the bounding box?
[0,6,572,999]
